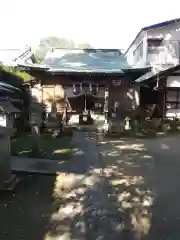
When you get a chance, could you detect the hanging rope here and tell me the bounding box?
[73,84,78,95]
[96,84,99,93]
[89,83,92,92]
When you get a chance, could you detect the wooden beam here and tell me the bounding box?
[169,73,180,76]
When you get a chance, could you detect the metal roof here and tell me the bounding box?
[17,48,150,76]
[135,64,180,83]
[142,18,180,31]
[43,48,130,73]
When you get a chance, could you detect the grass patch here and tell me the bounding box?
[11,132,73,160]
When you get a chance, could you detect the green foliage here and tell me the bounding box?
[0,66,32,82]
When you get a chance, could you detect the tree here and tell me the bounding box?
[77,43,93,49]
[35,36,76,62]
[34,36,93,62]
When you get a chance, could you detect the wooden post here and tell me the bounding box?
[161,77,167,131]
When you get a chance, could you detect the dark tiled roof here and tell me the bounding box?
[142,18,180,31]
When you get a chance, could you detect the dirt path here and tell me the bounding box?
[1,133,180,239]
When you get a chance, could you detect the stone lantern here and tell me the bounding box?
[0,100,20,190]
[0,100,20,135]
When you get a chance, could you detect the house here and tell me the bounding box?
[133,64,180,120]
[125,18,180,68]
[126,19,180,120]
[17,48,150,125]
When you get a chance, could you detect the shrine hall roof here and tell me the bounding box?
[44,48,128,73]
[17,48,150,75]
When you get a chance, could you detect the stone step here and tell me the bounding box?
[0,174,21,191]
[11,156,65,175]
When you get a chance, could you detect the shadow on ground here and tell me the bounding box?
[0,175,55,240]
[1,132,180,239]
[98,135,180,239]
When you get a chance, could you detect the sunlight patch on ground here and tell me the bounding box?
[140,155,152,159]
[44,166,103,240]
[99,139,155,237]
[107,150,121,157]
[53,149,71,154]
[53,173,85,198]
[72,148,84,156]
[115,175,154,236]
[116,143,145,151]
[108,140,125,144]
[44,172,87,240]
[161,143,170,150]
[51,203,83,221]
[19,150,31,155]
[44,232,70,240]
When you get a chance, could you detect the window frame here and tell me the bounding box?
[166,89,180,109]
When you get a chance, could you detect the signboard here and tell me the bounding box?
[112,80,121,86]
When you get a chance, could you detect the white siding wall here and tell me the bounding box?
[126,22,180,67]
[147,22,180,66]
[125,31,145,66]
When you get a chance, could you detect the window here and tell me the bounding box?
[147,38,163,53]
[167,76,180,87]
[166,91,177,101]
[133,42,143,62]
[166,90,180,109]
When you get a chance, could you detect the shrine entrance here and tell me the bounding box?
[86,95,104,113]
[68,94,104,113]
[65,84,105,114]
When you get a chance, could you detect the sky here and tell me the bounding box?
[0,0,180,51]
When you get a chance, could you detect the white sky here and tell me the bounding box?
[0,0,179,51]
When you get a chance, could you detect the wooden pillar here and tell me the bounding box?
[162,77,167,123]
